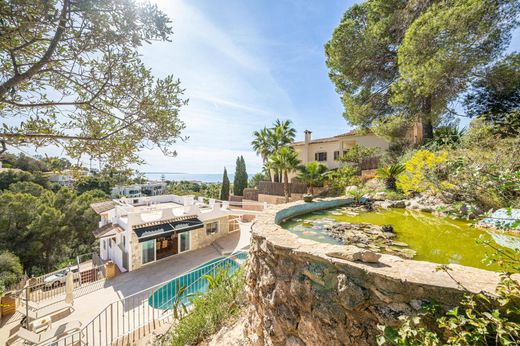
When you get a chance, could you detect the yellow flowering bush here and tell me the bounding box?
[397,150,449,194]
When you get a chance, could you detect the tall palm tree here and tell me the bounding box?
[269,146,300,203]
[251,119,296,183]
[268,119,296,182]
[251,127,272,181]
[297,162,328,195]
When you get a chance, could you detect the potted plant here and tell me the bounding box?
[303,194,314,203]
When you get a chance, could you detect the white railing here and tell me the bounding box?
[45,251,248,346]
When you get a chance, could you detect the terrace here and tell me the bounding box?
[1,230,249,345]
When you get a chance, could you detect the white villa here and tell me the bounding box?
[111,182,167,198]
[90,194,244,272]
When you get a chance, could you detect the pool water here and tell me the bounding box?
[283,208,520,270]
[148,255,241,310]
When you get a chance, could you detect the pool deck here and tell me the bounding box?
[1,231,247,345]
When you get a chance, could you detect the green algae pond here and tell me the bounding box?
[283,207,520,271]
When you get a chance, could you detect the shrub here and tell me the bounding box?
[162,267,246,346]
[377,238,520,345]
[397,150,449,195]
[438,122,520,211]
[377,164,405,191]
[324,165,360,195]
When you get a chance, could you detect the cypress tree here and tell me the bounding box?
[233,156,249,196]
[240,156,248,193]
[220,167,230,200]
[233,156,242,195]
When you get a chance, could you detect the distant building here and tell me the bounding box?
[290,130,389,171]
[48,172,74,187]
[111,182,167,198]
[47,169,88,187]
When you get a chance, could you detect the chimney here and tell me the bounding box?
[303,130,312,164]
[304,130,312,145]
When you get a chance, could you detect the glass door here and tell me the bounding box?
[179,231,191,252]
[141,239,155,264]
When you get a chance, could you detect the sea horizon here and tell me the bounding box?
[144,172,254,183]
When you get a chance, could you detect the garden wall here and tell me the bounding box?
[245,198,503,345]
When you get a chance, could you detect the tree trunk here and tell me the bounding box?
[386,178,396,191]
[421,96,434,141]
[422,120,434,142]
[284,171,289,203]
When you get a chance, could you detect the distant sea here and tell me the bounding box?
[144,173,245,183]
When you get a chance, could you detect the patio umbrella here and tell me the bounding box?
[64,271,74,305]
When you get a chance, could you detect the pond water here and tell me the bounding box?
[282,208,520,271]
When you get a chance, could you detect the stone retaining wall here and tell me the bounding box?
[245,198,503,345]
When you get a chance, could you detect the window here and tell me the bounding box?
[141,239,155,264]
[334,151,341,161]
[315,152,327,162]
[103,240,106,250]
[206,221,219,235]
[122,235,126,247]
[179,232,190,252]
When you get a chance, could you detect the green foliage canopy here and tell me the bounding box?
[0,250,23,289]
[0,0,187,166]
[464,53,520,137]
[325,0,519,139]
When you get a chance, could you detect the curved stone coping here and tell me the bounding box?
[255,198,507,294]
[274,198,353,224]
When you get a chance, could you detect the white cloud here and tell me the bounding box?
[134,0,299,173]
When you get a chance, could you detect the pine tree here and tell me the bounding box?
[220,167,230,201]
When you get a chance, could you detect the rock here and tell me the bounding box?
[324,222,413,259]
[326,250,381,263]
[356,251,381,263]
[382,224,394,233]
[391,200,406,208]
[374,200,406,209]
[337,274,367,308]
[373,191,387,201]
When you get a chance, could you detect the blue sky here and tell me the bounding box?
[12,0,519,174]
[136,0,357,174]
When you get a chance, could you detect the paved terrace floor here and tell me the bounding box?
[1,231,247,345]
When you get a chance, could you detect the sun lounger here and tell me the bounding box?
[26,301,72,320]
[7,320,82,345]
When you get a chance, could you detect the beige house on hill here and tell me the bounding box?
[291,130,389,170]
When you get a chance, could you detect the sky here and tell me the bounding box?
[133,0,357,174]
[9,0,519,175]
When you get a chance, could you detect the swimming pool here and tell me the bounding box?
[148,253,244,310]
